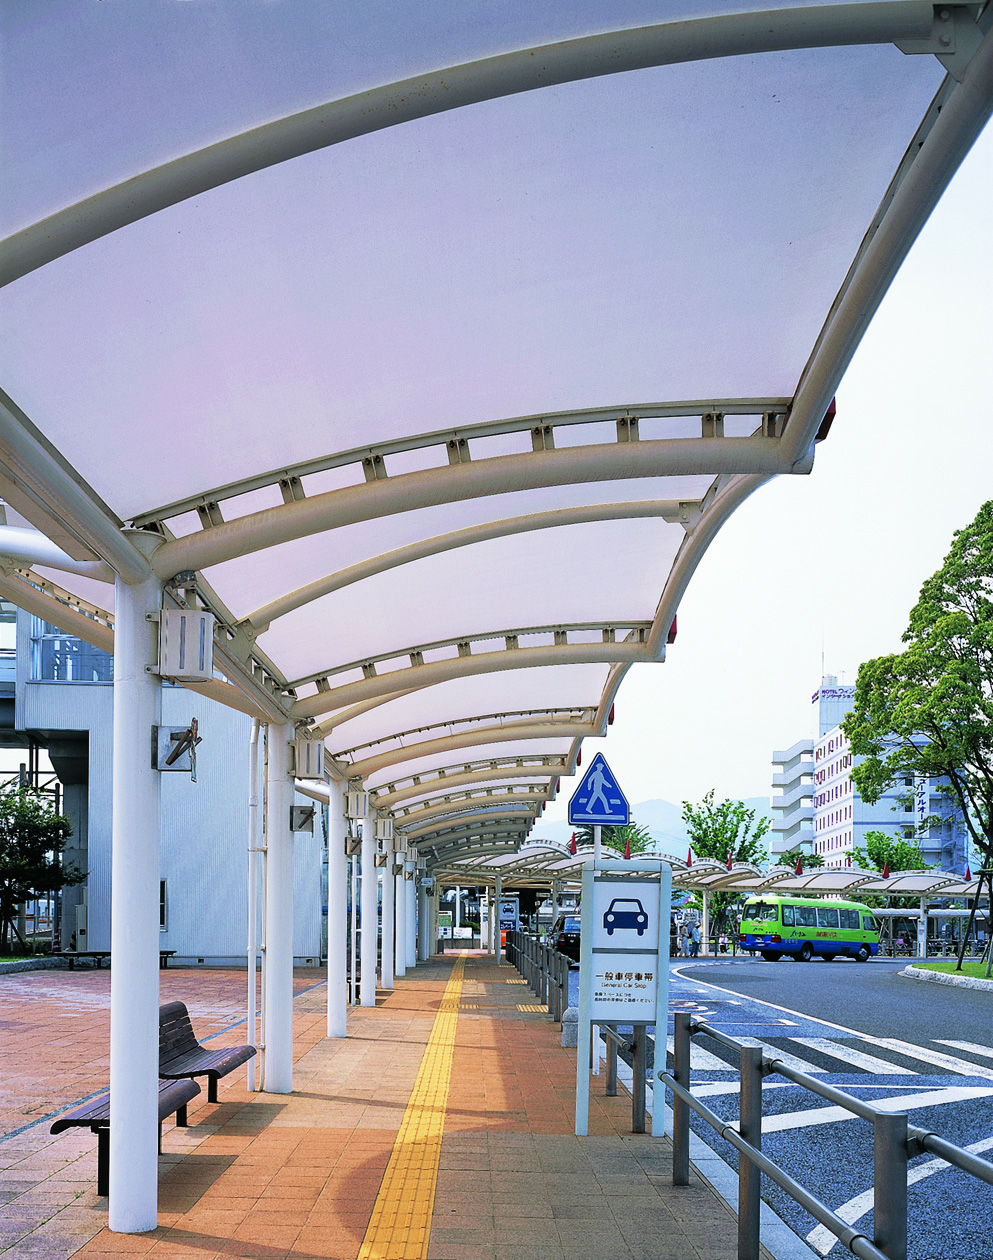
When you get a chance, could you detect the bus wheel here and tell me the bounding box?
[822,953,836,962]
[854,945,870,963]
[797,942,813,962]
[760,951,781,962]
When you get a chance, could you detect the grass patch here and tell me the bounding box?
[914,960,992,980]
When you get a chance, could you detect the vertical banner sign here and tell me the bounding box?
[575,858,672,1135]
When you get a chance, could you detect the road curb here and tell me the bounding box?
[0,958,65,975]
[900,965,993,992]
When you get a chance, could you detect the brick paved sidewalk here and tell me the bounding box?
[0,955,759,1260]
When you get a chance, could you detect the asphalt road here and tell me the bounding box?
[678,954,993,1046]
[656,957,993,1260]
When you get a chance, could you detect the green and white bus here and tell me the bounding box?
[738,895,880,962]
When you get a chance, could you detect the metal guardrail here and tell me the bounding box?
[659,1011,993,1260]
[504,930,572,1023]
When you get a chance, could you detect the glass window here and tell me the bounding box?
[862,914,878,933]
[742,902,778,922]
[30,619,113,682]
[782,904,795,926]
[795,905,816,927]
[840,909,860,930]
[817,907,840,928]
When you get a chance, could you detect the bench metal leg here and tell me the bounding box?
[158,1121,163,1155]
[208,1077,218,1104]
[97,1128,109,1198]
[176,1104,188,1127]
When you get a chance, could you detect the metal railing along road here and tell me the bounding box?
[660,1012,993,1260]
[504,930,572,1022]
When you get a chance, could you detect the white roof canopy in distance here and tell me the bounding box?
[2,2,992,871]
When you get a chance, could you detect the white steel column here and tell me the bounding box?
[417,879,429,960]
[381,838,395,990]
[263,726,295,1093]
[394,853,406,979]
[326,778,348,1037]
[109,573,162,1234]
[405,864,416,969]
[495,875,503,965]
[360,811,377,1006]
[701,891,710,957]
[247,719,261,1090]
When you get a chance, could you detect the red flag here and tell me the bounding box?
[686,847,693,868]
[624,835,631,860]
[570,832,577,856]
[966,864,972,881]
[794,855,803,876]
[882,861,890,879]
[727,851,733,871]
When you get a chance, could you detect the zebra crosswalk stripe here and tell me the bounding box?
[789,1037,917,1075]
[855,1034,993,1080]
[935,1039,993,1061]
[753,1086,993,1134]
[665,1035,729,1072]
[742,1038,826,1075]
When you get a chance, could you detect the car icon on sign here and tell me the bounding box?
[603,898,648,935]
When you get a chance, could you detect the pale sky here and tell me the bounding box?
[545,115,993,824]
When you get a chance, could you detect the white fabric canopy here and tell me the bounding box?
[2,0,990,859]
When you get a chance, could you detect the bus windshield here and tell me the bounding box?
[742,902,778,922]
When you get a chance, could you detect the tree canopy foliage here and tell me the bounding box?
[773,847,824,870]
[681,791,770,866]
[851,830,926,875]
[681,792,771,932]
[841,499,993,866]
[575,820,653,855]
[0,783,81,953]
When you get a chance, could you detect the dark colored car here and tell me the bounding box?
[603,898,648,936]
[549,914,581,960]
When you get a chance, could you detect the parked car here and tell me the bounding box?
[549,914,581,960]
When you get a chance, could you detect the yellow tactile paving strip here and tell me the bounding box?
[356,952,466,1260]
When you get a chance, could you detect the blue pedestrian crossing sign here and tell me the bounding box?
[568,753,629,826]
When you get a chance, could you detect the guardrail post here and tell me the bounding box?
[672,1012,690,1185]
[874,1112,908,1260]
[632,1025,647,1134]
[605,1026,618,1096]
[739,1045,763,1260]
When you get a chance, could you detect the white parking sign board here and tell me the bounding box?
[575,858,671,1136]
[590,877,661,1020]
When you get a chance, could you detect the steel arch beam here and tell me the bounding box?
[245,500,687,631]
[404,810,538,842]
[349,721,594,781]
[293,640,643,721]
[156,437,798,577]
[0,5,940,289]
[373,761,569,810]
[396,791,551,829]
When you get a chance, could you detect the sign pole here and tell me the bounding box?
[594,824,601,859]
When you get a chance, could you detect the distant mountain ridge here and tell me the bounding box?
[530,797,773,858]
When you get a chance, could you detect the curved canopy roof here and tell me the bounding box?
[2,1,992,870]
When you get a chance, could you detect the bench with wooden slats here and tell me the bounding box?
[159,1001,256,1103]
[50,1077,200,1196]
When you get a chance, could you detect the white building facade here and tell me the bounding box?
[776,677,970,873]
[12,610,324,964]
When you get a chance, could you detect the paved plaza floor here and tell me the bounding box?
[0,954,760,1260]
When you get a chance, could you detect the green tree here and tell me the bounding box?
[850,830,926,876]
[773,847,824,869]
[0,784,81,954]
[842,499,993,971]
[681,791,771,933]
[575,820,653,855]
